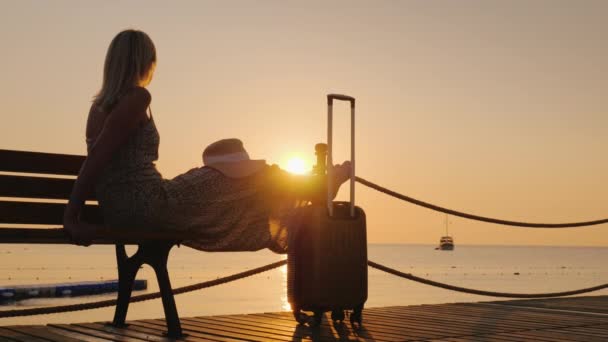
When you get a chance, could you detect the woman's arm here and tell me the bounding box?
[64,87,151,245]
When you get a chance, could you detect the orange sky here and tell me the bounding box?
[1,1,607,246]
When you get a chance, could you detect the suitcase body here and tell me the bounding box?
[287,94,367,326]
[287,202,368,324]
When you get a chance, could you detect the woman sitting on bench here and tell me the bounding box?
[63,29,351,252]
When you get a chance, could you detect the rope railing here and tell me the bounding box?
[4,259,608,318]
[368,260,608,298]
[356,176,608,228]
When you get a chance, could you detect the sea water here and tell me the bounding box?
[1,244,608,326]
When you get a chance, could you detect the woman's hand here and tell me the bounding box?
[329,161,352,199]
[63,215,102,247]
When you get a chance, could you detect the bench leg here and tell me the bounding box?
[110,243,182,338]
[112,244,143,328]
[148,244,182,338]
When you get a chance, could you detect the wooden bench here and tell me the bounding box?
[0,149,189,337]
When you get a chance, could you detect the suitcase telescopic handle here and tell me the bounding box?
[327,93,356,218]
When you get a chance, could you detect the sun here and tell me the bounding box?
[285,157,309,174]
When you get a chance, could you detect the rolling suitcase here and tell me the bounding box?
[287,94,368,327]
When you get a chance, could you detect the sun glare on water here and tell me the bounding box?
[285,157,308,174]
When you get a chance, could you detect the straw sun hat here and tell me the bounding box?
[202,138,266,178]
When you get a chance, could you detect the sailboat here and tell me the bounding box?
[435,214,454,250]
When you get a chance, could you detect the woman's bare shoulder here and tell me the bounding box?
[107,87,152,124]
[86,87,152,144]
[121,86,152,108]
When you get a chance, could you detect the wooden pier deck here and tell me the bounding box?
[2,296,608,341]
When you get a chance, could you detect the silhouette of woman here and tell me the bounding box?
[64,29,351,252]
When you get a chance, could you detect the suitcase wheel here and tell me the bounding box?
[312,310,323,327]
[350,303,364,328]
[331,309,345,323]
[293,308,309,325]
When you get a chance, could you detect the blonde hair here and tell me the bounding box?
[94,29,156,112]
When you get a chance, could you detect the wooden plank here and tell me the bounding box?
[208,314,341,341]
[368,308,604,340]
[196,316,359,342]
[127,321,221,342]
[187,316,380,342]
[501,329,598,342]
[128,320,246,342]
[489,295,608,315]
[565,326,608,336]
[0,327,48,342]
[183,317,297,339]
[370,308,592,340]
[391,303,607,326]
[0,149,84,176]
[200,314,351,341]
[83,323,173,342]
[437,336,521,342]
[152,318,290,342]
[203,314,302,333]
[75,323,176,342]
[49,324,145,342]
[465,302,608,321]
[386,305,608,341]
[469,335,532,342]
[384,302,564,322]
[9,325,108,342]
[487,331,570,342]
[134,319,252,341]
[44,326,112,342]
[365,306,558,331]
[558,326,608,336]
[344,309,524,336]
[0,201,102,225]
[0,175,95,200]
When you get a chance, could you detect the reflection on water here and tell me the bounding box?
[280,264,291,311]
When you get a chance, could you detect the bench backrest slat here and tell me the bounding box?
[1,150,183,244]
[0,149,85,175]
[0,228,187,244]
[0,175,96,200]
[0,201,103,225]
[0,228,72,244]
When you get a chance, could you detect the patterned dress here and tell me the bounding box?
[87,112,299,253]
